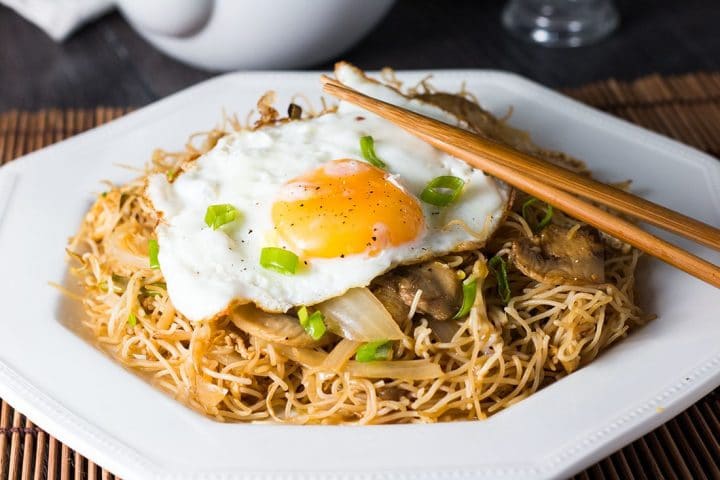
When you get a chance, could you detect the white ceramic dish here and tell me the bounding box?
[0,70,719,480]
[116,0,396,70]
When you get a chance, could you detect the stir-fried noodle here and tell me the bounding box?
[67,76,650,424]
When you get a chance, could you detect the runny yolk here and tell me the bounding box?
[272,159,424,258]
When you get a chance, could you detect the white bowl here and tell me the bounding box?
[117,0,396,71]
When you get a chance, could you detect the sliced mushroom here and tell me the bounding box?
[415,92,589,173]
[511,224,605,285]
[427,318,461,343]
[412,92,537,153]
[371,261,463,322]
[229,304,328,348]
[370,278,411,328]
[599,230,633,253]
[399,261,463,321]
[378,385,406,402]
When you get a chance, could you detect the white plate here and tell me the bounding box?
[0,70,719,480]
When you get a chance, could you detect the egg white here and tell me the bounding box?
[146,66,510,321]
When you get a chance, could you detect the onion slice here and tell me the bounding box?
[276,344,442,380]
[317,287,405,342]
[346,359,442,380]
[320,338,362,372]
[105,229,148,269]
[230,305,326,348]
[276,345,326,368]
[196,381,228,407]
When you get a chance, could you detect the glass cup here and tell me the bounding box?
[502,0,619,47]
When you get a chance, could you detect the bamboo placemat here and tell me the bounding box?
[1,73,720,480]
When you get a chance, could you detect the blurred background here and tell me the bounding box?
[1,0,719,110]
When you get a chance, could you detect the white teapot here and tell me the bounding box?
[115,0,395,71]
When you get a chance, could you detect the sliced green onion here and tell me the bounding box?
[297,306,327,340]
[537,204,554,231]
[260,247,299,275]
[359,135,386,168]
[140,282,166,297]
[521,197,536,222]
[297,306,309,324]
[127,312,137,326]
[453,278,478,319]
[489,256,511,304]
[420,175,465,206]
[166,169,179,181]
[205,204,240,230]
[355,340,392,362]
[287,103,302,120]
[148,239,160,269]
[521,197,554,233]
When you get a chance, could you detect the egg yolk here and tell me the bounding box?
[272,159,424,258]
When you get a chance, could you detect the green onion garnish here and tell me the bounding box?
[148,239,160,269]
[360,135,386,168]
[140,282,166,297]
[287,103,302,120]
[453,278,478,319]
[489,256,511,304]
[260,247,299,275]
[297,306,327,340]
[420,175,465,206]
[205,204,240,230]
[127,312,137,326]
[356,340,392,362]
[521,197,554,233]
[537,204,554,231]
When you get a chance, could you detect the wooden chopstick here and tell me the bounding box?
[321,77,720,289]
[322,76,720,252]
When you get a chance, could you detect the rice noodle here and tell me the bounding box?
[345,360,443,380]
[66,79,649,425]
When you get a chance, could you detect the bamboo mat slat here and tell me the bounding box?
[1,73,720,480]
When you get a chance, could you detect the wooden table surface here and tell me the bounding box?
[1,0,720,110]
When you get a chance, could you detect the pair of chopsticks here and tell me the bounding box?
[321,76,720,289]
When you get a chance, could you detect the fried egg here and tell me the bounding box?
[146,64,510,321]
